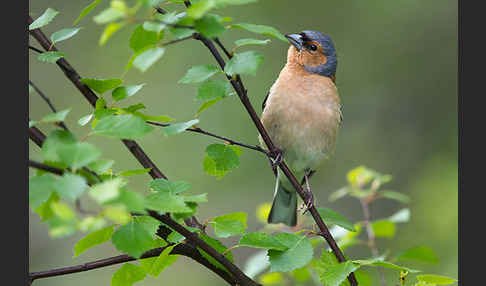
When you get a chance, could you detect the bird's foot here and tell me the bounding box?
[301,172,314,214]
[269,148,283,168]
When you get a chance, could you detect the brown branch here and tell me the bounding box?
[186,16,358,286]
[29,80,68,130]
[160,34,196,46]
[147,121,268,154]
[28,160,64,175]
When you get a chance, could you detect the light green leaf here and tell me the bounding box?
[149,179,191,194]
[41,108,71,123]
[112,220,157,258]
[224,51,264,76]
[78,216,106,232]
[142,245,178,276]
[41,130,77,162]
[37,51,65,63]
[74,0,102,25]
[416,274,457,285]
[196,97,223,115]
[73,225,114,257]
[353,259,420,273]
[87,158,114,174]
[130,112,173,123]
[145,192,192,213]
[54,173,88,201]
[395,246,439,264]
[130,25,158,52]
[133,216,160,236]
[78,114,93,126]
[105,189,146,214]
[103,205,132,224]
[259,272,283,285]
[29,174,56,209]
[329,187,349,202]
[346,165,377,187]
[80,78,123,94]
[143,21,166,33]
[268,233,313,272]
[112,84,145,101]
[93,8,125,24]
[381,190,410,203]
[371,220,396,238]
[133,47,165,72]
[111,263,146,286]
[210,212,247,238]
[292,266,311,282]
[317,207,356,232]
[178,65,220,84]
[239,232,288,251]
[234,38,270,48]
[57,142,101,170]
[198,234,234,271]
[319,261,360,286]
[29,8,59,30]
[50,28,81,44]
[388,208,410,223]
[51,201,76,221]
[196,80,232,101]
[204,144,241,177]
[195,14,226,38]
[89,177,125,204]
[92,114,154,139]
[34,192,60,221]
[243,250,270,279]
[99,22,125,46]
[162,119,199,136]
[119,168,151,177]
[182,193,208,203]
[230,23,286,42]
[186,0,216,19]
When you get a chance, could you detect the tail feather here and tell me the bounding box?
[267,182,297,226]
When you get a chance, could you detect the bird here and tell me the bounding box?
[259,30,342,226]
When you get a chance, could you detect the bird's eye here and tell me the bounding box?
[309,44,318,51]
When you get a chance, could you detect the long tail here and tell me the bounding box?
[267,175,297,226]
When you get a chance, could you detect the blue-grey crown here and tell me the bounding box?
[301,30,337,77]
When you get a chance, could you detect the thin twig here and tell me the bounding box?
[160,34,196,46]
[29,80,68,130]
[147,121,268,154]
[29,45,43,54]
[360,198,387,286]
[28,160,64,175]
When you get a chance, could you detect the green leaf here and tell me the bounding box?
[78,216,106,232]
[133,47,165,72]
[112,220,157,258]
[196,97,223,115]
[186,0,216,19]
[196,80,232,101]
[259,272,283,285]
[87,158,114,174]
[106,189,146,213]
[145,192,192,213]
[143,21,166,33]
[224,51,264,76]
[267,233,313,272]
[112,84,145,101]
[292,266,311,282]
[179,65,220,84]
[99,22,125,46]
[41,109,71,123]
[319,261,360,286]
[353,259,420,273]
[371,220,396,238]
[78,113,93,126]
[50,28,81,44]
[29,8,59,30]
[230,23,286,42]
[80,78,123,94]
[130,112,173,123]
[395,246,439,264]
[133,216,160,236]
[34,192,60,221]
[130,25,158,52]
[74,0,102,25]
[416,275,457,285]
[54,173,88,201]
[210,212,247,238]
[92,114,154,139]
[51,201,76,221]
[89,177,125,204]
[195,14,226,38]
[29,174,56,209]
[204,144,241,176]
[239,232,288,251]
[93,8,125,24]
[198,234,234,271]
[388,208,410,223]
[346,165,377,187]
[41,130,77,162]
[380,191,410,203]
[37,51,65,63]
[234,38,270,48]
[149,179,191,194]
[103,205,132,224]
[119,168,151,177]
[57,142,101,170]
[162,119,199,136]
[111,263,146,286]
[182,193,208,203]
[317,207,356,232]
[141,245,178,276]
[73,225,114,257]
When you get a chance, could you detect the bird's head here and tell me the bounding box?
[285,30,337,79]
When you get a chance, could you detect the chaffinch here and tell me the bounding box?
[259,30,341,226]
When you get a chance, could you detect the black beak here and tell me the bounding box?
[285,33,303,51]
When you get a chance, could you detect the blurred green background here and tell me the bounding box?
[29,0,457,285]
